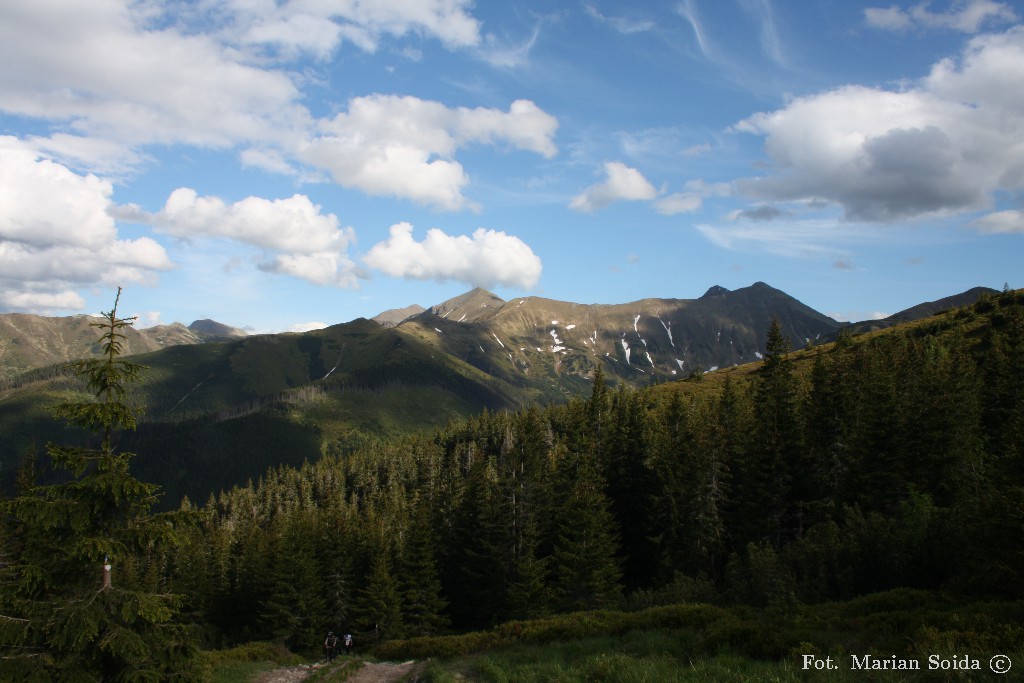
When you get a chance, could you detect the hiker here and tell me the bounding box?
[324,631,339,662]
[343,633,353,655]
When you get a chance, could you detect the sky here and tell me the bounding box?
[1,0,1022,333]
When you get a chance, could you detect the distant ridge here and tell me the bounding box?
[842,286,998,336]
[372,304,426,328]
[0,313,244,380]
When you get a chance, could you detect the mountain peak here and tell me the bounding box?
[701,285,730,298]
[188,319,247,339]
[429,288,506,324]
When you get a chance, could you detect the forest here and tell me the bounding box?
[1,288,1022,681]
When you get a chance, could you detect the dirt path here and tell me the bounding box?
[253,663,323,683]
[347,661,418,682]
[254,660,418,683]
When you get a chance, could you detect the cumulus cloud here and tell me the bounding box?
[734,26,1024,222]
[865,1,1017,33]
[570,162,657,212]
[0,289,87,314]
[149,188,360,288]
[259,252,361,288]
[155,189,352,254]
[303,96,558,211]
[0,137,172,312]
[364,222,542,289]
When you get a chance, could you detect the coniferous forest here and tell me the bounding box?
[2,289,1024,680]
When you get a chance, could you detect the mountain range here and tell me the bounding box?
[0,282,996,505]
[0,314,247,381]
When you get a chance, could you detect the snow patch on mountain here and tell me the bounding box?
[659,318,674,347]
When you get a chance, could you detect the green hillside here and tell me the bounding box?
[0,317,529,506]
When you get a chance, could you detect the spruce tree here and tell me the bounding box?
[551,451,622,612]
[0,289,200,682]
[398,495,448,637]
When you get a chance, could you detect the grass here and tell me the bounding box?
[203,641,304,683]
[420,638,812,683]
[379,590,1024,683]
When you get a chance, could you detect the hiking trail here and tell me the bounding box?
[255,660,419,683]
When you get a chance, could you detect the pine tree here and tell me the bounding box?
[0,288,201,682]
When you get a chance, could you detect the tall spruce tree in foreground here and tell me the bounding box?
[0,289,200,682]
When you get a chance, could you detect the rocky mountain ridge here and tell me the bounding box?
[0,314,247,380]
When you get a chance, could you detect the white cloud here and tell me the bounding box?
[364,222,542,289]
[213,0,481,58]
[0,137,172,312]
[260,252,361,288]
[734,26,1024,222]
[569,162,657,212]
[303,96,558,211]
[155,189,353,255]
[0,289,87,314]
[584,5,655,34]
[829,310,890,323]
[0,1,307,153]
[694,215,873,263]
[0,137,116,248]
[149,188,361,288]
[864,5,915,30]
[865,1,1017,33]
[655,193,703,215]
[971,210,1024,233]
[289,321,329,333]
[0,1,513,209]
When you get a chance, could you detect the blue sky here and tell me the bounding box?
[1,0,1022,332]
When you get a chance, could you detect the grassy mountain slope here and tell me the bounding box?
[0,313,246,380]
